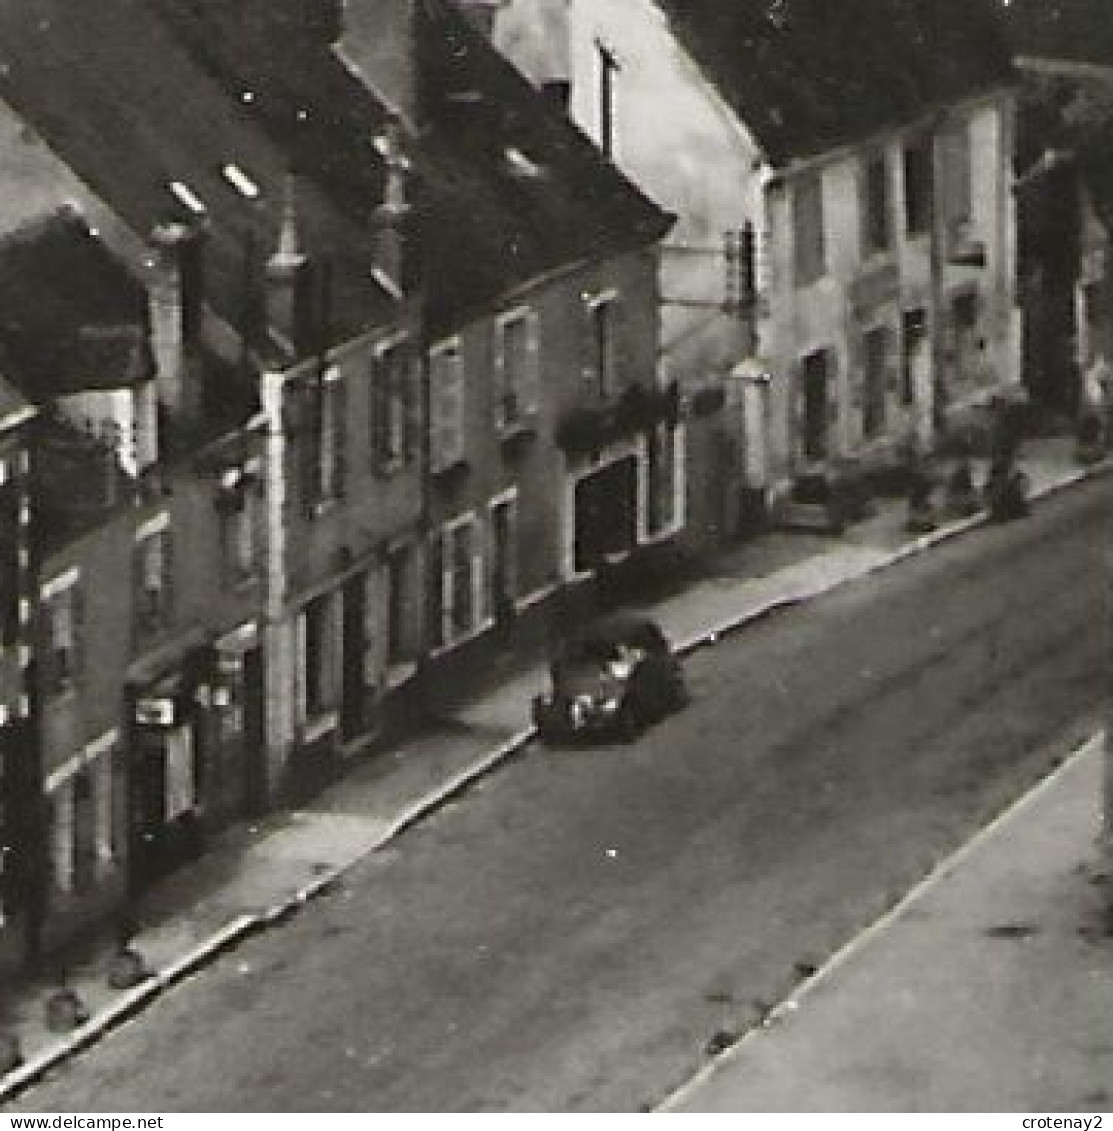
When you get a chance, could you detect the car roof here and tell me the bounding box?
[568,613,668,649]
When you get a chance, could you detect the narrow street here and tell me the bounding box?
[14,479,1113,1113]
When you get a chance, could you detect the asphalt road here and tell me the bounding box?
[14,479,1113,1112]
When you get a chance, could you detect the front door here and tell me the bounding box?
[241,647,267,816]
[341,574,366,742]
[574,456,638,573]
[802,350,830,460]
[490,497,517,621]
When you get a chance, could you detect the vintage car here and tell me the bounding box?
[532,614,689,743]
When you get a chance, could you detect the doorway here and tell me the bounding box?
[802,349,831,460]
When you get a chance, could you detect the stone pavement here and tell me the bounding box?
[0,433,1108,1103]
[662,733,1113,1113]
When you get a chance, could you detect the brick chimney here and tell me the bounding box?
[337,0,419,124]
[266,175,317,357]
[147,219,207,424]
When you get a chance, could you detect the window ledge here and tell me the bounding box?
[307,496,343,520]
[428,616,495,660]
[385,660,418,691]
[303,711,339,745]
[431,458,470,480]
[373,456,406,478]
[497,419,537,446]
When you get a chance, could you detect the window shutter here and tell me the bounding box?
[441,528,453,645]
[430,347,464,472]
[294,611,308,723]
[163,531,175,623]
[370,356,386,466]
[70,583,85,679]
[403,350,418,463]
[298,379,321,507]
[471,525,485,629]
[425,529,443,650]
[611,298,627,393]
[580,301,598,390]
[524,310,540,415]
[95,751,115,877]
[332,375,347,497]
[428,352,446,472]
[51,782,74,893]
[493,322,507,429]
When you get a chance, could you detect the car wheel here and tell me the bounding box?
[615,697,644,743]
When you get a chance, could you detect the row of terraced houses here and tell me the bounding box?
[0,0,1031,972]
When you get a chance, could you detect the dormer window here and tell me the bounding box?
[135,515,173,637]
[222,163,260,200]
[41,569,82,696]
[169,180,206,217]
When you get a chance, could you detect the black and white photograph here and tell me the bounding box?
[0,0,1111,1116]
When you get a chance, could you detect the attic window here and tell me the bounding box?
[169,181,206,216]
[222,164,260,199]
[504,147,543,180]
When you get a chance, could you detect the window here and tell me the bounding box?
[488,494,518,616]
[370,340,411,469]
[863,327,890,440]
[901,309,927,406]
[302,592,342,720]
[429,342,466,473]
[903,135,933,236]
[862,153,891,256]
[218,466,259,582]
[0,472,20,646]
[793,173,826,286]
[135,520,173,636]
[495,310,539,430]
[436,516,483,647]
[647,422,679,535]
[940,123,971,228]
[48,744,116,895]
[41,574,81,695]
[585,296,619,399]
[300,368,346,507]
[386,543,415,665]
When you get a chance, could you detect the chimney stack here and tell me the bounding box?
[147,219,207,424]
[266,175,317,357]
[337,0,419,125]
[372,118,412,293]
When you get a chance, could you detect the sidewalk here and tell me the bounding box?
[663,733,1113,1113]
[0,434,1108,1101]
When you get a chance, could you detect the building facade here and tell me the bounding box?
[477,0,1022,524]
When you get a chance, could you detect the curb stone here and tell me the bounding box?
[3,457,1108,1104]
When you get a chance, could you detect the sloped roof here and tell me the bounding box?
[417,0,673,329]
[1005,0,1113,69]
[151,0,672,334]
[656,0,1015,165]
[0,0,395,348]
[0,375,29,425]
[0,210,152,400]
